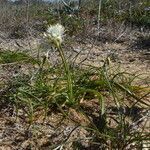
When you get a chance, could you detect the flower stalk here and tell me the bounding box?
[57,44,74,104]
[44,24,74,104]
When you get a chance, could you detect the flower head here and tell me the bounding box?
[44,24,65,46]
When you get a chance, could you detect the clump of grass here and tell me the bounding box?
[1,48,149,118]
[0,50,38,64]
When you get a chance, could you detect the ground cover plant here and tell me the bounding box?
[0,0,149,149]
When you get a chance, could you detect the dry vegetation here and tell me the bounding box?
[0,0,150,149]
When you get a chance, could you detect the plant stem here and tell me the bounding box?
[57,45,74,104]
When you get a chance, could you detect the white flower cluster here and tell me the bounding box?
[44,24,65,45]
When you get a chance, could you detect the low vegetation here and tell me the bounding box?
[0,0,149,149]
